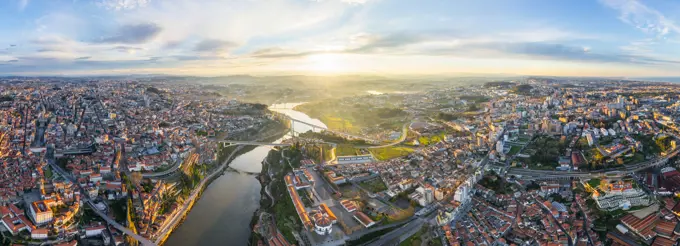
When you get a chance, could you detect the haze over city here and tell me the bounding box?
[1,0,680,76]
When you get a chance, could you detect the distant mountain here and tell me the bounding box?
[632,77,680,83]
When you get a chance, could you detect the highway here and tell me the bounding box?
[48,159,157,246]
[360,122,410,149]
[366,218,426,246]
[508,146,680,180]
[142,160,181,178]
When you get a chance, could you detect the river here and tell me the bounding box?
[165,103,326,246]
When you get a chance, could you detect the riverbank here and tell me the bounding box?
[155,122,289,245]
[248,147,303,245]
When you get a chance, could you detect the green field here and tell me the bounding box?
[295,102,409,135]
[44,166,53,179]
[359,178,388,193]
[369,146,414,160]
[336,144,361,156]
[517,135,531,143]
[418,132,446,146]
[622,153,645,164]
[507,145,522,155]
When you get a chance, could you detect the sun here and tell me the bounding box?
[305,54,348,73]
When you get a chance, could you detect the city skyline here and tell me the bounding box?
[2,0,680,77]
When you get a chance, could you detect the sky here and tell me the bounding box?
[2,0,680,77]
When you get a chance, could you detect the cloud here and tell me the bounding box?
[112,46,144,53]
[75,56,91,60]
[95,23,162,44]
[340,0,368,4]
[247,31,680,67]
[429,41,680,65]
[348,32,430,53]
[193,39,236,53]
[37,48,61,53]
[599,0,680,37]
[99,0,151,10]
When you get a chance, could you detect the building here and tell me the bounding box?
[31,228,49,240]
[29,201,53,225]
[335,155,374,165]
[310,204,337,235]
[85,225,106,237]
[353,211,376,228]
[454,185,469,202]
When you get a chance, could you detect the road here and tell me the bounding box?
[508,146,680,179]
[536,194,573,246]
[142,159,181,178]
[363,154,490,245]
[48,159,157,246]
[361,122,410,149]
[366,218,426,246]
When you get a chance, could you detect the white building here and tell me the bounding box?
[29,201,53,225]
[454,185,469,202]
[31,229,49,240]
[335,155,374,165]
[496,140,504,154]
[85,225,106,237]
[600,128,609,136]
[608,128,616,136]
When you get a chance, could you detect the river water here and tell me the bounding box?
[165,103,326,246]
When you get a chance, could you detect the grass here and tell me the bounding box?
[359,178,388,193]
[388,205,415,223]
[507,145,522,155]
[399,232,423,246]
[321,115,361,134]
[110,199,127,223]
[273,180,300,243]
[369,146,414,160]
[44,166,53,179]
[336,144,360,156]
[418,133,446,146]
[347,227,396,246]
[587,178,601,189]
[623,153,645,164]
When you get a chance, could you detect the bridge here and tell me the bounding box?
[219,140,291,147]
[219,119,410,150]
[509,147,680,181]
[286,117,381,144]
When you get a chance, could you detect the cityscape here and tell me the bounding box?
[1,77,680,246]
[5,0,680,246]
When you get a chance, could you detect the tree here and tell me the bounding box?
[130,172,143,187]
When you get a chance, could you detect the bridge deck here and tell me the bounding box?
[221,140,291,146]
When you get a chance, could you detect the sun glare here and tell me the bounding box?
[305,54,348,73]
